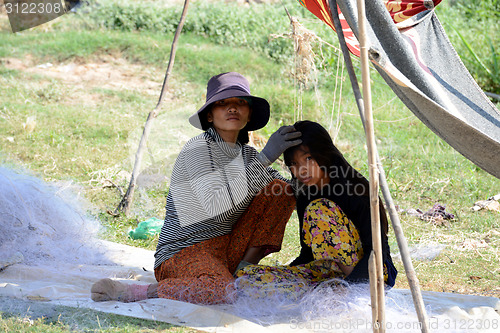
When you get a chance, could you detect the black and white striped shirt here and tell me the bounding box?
[154,127,284,269]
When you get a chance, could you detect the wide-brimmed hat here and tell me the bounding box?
[189,72,270,131]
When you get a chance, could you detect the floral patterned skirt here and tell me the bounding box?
[236,198,389,299]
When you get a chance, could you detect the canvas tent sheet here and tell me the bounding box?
[300,0,500,179]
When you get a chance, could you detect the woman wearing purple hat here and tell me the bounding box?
[91,72,302,304]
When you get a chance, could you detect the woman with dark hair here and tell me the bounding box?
[236,120,397,295]
[90,72,302,304]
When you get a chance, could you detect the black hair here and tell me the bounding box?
[238,130,250,144]
[283,120,388,233]
[199,109,211,132]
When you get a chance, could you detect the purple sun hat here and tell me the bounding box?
[189,72,270,131]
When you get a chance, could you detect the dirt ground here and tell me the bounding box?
[2,54,164,98]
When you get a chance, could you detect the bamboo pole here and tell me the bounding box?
[368,252,379,333]
[114,0,191,216]
[327,1,430,332]
[356,0,385,331]
[378,159,430,332]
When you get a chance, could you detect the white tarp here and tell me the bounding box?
[1,240,499,333]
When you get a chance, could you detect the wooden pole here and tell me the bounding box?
[368,252,379,333]
[114,0,191,216]
[378,160,430,332]
[356,0,385,331]
[327,1,430,332]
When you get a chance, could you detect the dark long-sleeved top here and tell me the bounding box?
[289,178,395,283]
[154,127,283,269]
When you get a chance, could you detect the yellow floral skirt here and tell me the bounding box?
[236,198,381,299]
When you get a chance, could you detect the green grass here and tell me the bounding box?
[0,303,199,332]
[0,0,499,331]
[436,0,500,94]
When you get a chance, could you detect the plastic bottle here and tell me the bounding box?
[128,217,164,240]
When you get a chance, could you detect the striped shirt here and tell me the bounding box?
[154,127,284,269]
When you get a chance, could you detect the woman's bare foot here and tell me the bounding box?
[91,278,149,303]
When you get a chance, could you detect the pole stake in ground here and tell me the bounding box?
[114,0,192,216]
[327,0,430,331]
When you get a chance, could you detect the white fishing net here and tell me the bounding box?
[229,277,499,332]
[230,278,412,329]
[0,166,109,267]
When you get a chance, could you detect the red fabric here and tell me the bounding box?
[297,0,442,56]
[385,0,443,23]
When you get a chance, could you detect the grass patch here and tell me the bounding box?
[0,298,199,332]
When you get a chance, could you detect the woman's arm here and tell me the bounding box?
[338,263,354,276]
[343,195,391,282]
